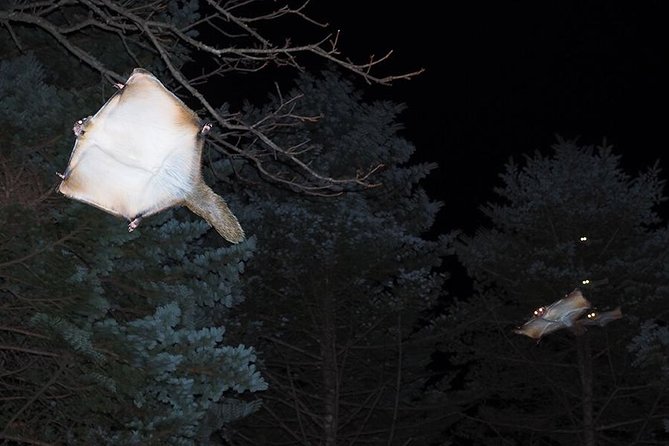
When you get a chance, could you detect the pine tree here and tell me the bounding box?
[0,53,265,444]
[225,71,450,445]
[1,2,426,443]
[447,139,669,445]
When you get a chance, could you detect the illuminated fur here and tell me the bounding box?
[59,69,244,243]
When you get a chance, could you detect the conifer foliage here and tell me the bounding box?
[448,140,669,445]
[0,43,263,446]
[228,71,449,445]
[1,0,419,443]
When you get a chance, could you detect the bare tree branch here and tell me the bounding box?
[0,0,420,195]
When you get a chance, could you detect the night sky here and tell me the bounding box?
[315,2,668,233]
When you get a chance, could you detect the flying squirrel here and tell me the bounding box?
[514,289,622,340]
[58,68,244,243]
[514,289,591,340]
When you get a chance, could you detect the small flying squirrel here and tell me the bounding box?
[514,289,622,340]
[514,289,591,340]
[58,68,244,243]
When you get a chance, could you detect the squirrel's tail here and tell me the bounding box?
[185,181,245,243]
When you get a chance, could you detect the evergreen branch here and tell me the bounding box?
[260,371,325,404]
[633,390,664,445]
[261,335,322,361]
[3,363,65,438]
[596,415,668,432]
[337,380,388,430]
[256,401,312,446]
[284,362,310,442]
[0,230,80,270]
[0,344,60,358]
[0,433,54,446]
[387,313,403,446]
[594,383,656,426]
[0,325,50,340]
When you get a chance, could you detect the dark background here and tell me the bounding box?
[314,2,668,233]
[1,3,665,443]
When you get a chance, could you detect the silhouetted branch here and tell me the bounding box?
[0,433,54,446]
[0,0,419,195]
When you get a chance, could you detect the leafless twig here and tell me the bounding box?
[0,0,420,195]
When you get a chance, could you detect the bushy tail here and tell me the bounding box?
[185,181,245,243]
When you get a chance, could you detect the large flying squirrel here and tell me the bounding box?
[58,68,244,243]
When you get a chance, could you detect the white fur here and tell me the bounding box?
[60,71,201,219]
